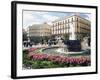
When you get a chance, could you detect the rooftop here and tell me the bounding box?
[52,15,90,23]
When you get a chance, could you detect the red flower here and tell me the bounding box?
[29,53,90,66]
[28,48,37,52]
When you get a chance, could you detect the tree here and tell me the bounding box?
[23,33,28,41]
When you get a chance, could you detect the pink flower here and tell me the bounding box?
[28,48,37,52]
[29,53,90,66]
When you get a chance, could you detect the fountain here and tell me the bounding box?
[69,23,76,40]
[81,37,90,50]
[42,36,90,56]
[56,36,68,53]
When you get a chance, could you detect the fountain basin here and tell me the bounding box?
[41,47,90,57]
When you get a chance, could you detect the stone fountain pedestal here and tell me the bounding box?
[65,40,81,52]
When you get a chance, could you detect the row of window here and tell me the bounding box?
[80,28,90,32]
[53,17,90,27]
[53,21,90,27]
[29,29,51,31]
[53,21,75,26]
[80,26,90,30]
[29,33,51,36]
[52,25,70,29]
[52,30,70,34]
[52,28,70,31]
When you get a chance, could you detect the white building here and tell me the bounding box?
[52,15,91,40]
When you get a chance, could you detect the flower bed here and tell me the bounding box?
[23,49,91,69]
[28,48,39,57]
[28,48,37,52]
[29,53,90,67]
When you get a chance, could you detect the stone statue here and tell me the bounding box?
[81,37,90,50]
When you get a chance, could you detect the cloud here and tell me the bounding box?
[23,11,48,29]
[42,14,59,25]
[78,13,91,21]
[23,11,60,29]
[23,11,36,29]
[83,14,91,21]
[33,11,49,15]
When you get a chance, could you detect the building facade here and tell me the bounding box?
[52,15,91,40]
[27,23,51,37]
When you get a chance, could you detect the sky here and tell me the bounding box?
[23,10,91,30]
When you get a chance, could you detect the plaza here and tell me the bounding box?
[23,14,91,69]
